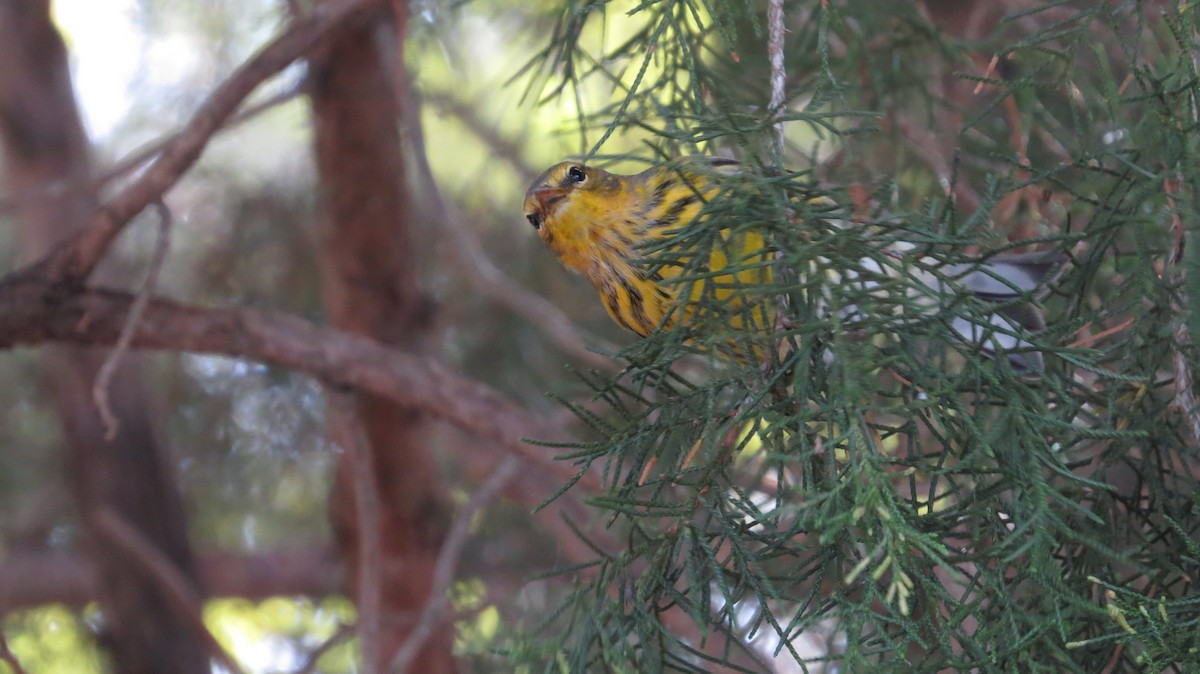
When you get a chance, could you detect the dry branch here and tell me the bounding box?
[94,508,247,674]
[92,202,172,439]
[327,392,384,674]
[0,548,341,611]
[389,456,519,673]
[0,84,303,220]
[410,89,628,373]
[0,633,29,674]
[0,277,591,490]
[28,0,385,285]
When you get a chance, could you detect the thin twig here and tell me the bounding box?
[1067,317,1135,349]
[1165,176,1200,444]
[389,456,519,673]
[890,112,982,213]
[401,81,619,370]
[92,202,172,441]
[282,621,356,674]
[767,0,787,157]
[0,631,30,674]
[33,0,382,285]
[0,277,601,487]
[420,89,541,180]
[93,508,247,674]
[326,392,383,674]
[0,85,303,219]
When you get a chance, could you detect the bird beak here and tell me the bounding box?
[532,186,567,214]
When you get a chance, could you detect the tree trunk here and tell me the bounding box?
[307,1,455,671]
[0,3,209,674]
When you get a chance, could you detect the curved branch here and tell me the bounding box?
[0,277,588,487]
[404,86,619,371]
[30,0,385,285]
[0,548,341,611]
[0,278,765,671]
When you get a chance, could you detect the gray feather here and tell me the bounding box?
[946,252,1066,301]
[933,251,1064,374]
[827,249,1063,375]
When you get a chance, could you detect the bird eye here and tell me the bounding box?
[567,165,586,183]
[526,213,542,230]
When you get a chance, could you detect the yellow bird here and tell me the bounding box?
[522,158,1060,373]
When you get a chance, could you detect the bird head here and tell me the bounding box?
[522,162,623,252]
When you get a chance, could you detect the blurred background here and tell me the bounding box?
[2,1,684,671]
[1,0,1196,672]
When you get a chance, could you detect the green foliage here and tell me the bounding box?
[2,598,364,674]
[512,0,1200,671]
[3,606,107,674]
[204,596,358,673]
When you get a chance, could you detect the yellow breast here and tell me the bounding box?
[538,166,775,347]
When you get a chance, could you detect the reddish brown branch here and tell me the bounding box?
[389,456,519,673]
[327,393,383,674]
[29,0,385,285]
[0,255,761,674]
[0,84,303,220]
[0,632,29,674]
[92,202,172,439]
[0,548,341,611]
[0,277,587,487]
[404,86,618,370]
[93,508,247,674]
